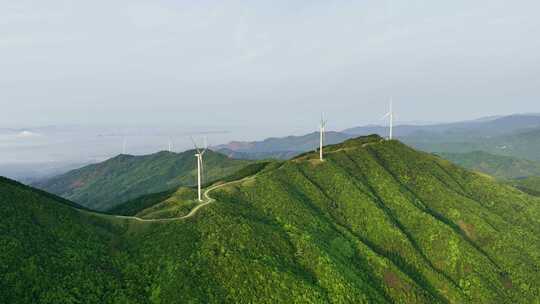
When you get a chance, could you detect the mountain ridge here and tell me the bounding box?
[33,149,252,211]
[211,114,540,162]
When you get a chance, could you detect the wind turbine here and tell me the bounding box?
[191,137,207,202]
[319,114,327,161]
[168,139,173,152]
[382,98,394,140]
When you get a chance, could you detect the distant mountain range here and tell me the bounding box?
[29,113,540,214]
[344,113,540,137]
[3,136,540,302]
[213,114,540,162]
[436,151,540,179]
[409,127,540,162]
[0,161,92,184]
[215,131,352,159]
[33,150,251,211]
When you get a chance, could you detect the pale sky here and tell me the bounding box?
[1,0,540,137]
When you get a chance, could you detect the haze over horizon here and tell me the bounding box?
[2,1,540,135]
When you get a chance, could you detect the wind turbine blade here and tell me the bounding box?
[202,136,208,154]
[381,112,391,119]
[190,136,201,153]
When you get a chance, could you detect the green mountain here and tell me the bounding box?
[436,151,540,179]
[3,136,540,303]
[34,150,252,211]
[508,176,540,197]
[109,161,277,218]
[481,128,540,162]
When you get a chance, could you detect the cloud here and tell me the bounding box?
[0,130,40,142]
[17,130,40,138]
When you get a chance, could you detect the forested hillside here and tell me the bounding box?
[34,150,251,211]
[3,136,540,303]
[0,177,123,303]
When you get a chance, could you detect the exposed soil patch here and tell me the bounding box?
[500,273,513,289]
[383,270,410,291]
[71,179,85,188]
[463,263,473,274]
[457,220,477,240]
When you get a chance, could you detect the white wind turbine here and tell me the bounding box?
[382,98,394,140]
[168,139,173,152]
[191,137,207,202]
[319,114,327,161]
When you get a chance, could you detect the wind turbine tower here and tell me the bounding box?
[319,114,327,161]
[383,98,394,140]
[168,139,173,152]
[191,137,207,202]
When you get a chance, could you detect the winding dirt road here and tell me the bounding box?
[81,176,254,223]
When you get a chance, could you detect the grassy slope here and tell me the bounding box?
[34,150,252,211]
[115,187,199,219]
[436,151,540,179]
[3,136,540,303]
